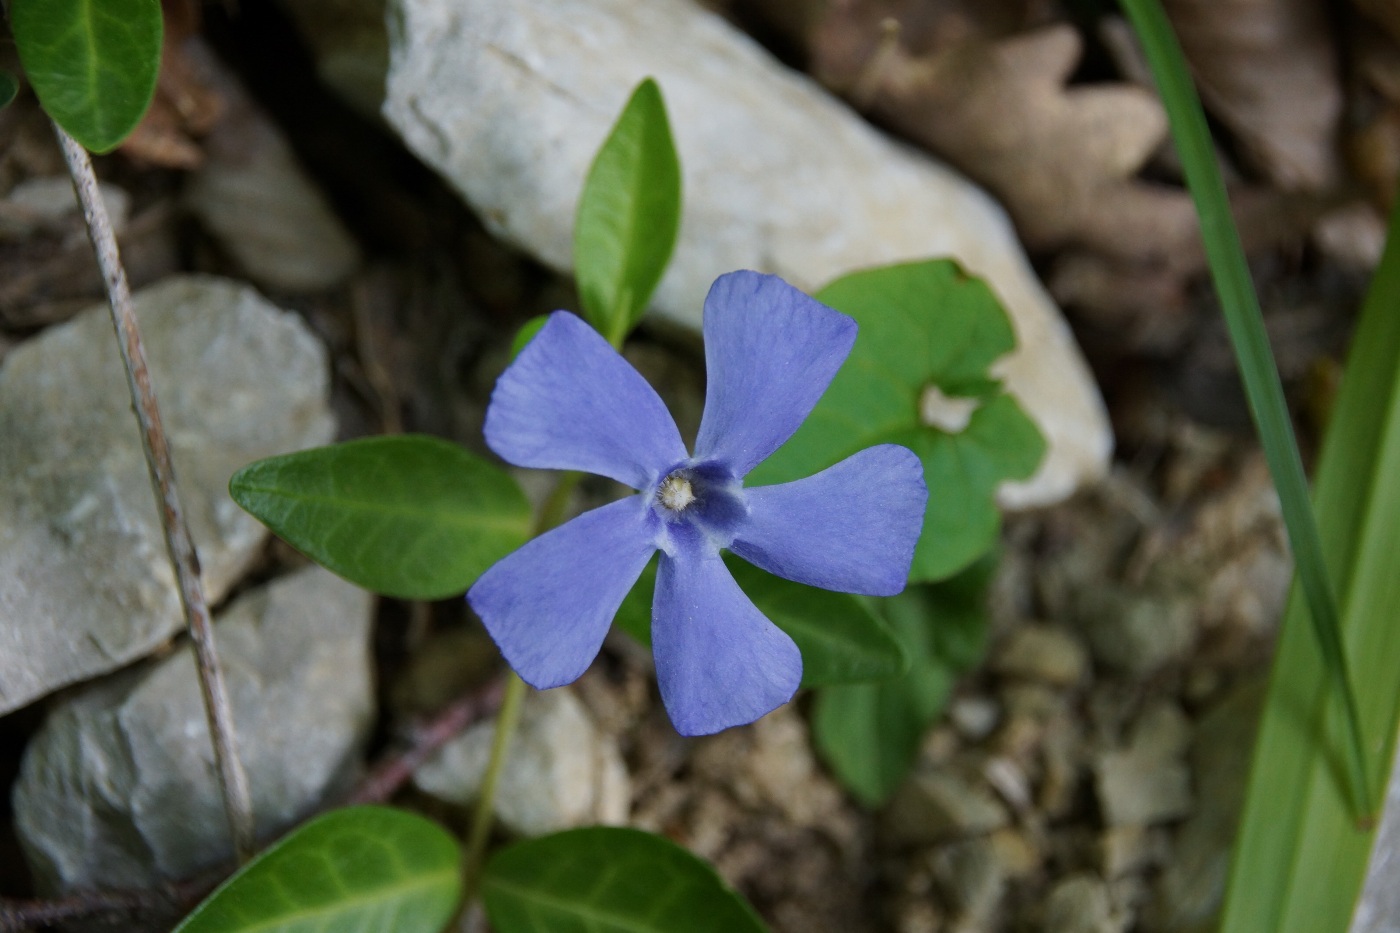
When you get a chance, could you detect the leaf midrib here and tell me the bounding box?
[234,482,531,533]
[190,868,457,933]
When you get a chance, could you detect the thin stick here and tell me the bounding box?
[54,125,257,863]
[0,677,505,932]
[346,675,507,806]
[0,876,214,933]
[461,670,528,900]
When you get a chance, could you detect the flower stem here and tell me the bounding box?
[459,468,584,902]
[460,669,527,900]
[536,470,584,534]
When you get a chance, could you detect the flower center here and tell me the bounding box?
[649,463,746,550]
[657,473,696,513]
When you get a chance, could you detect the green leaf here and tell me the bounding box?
[0,72,18,110]
[813,561,991,806]
[483,827,767,933]
[172,806,461,933]
[613,553,658,646]
[1217,200,1400,931]
[614,555,908,687]
[574,78,682,347]
[10,0,162,152]
[749,260,1046,583]
[510,314,551,360]
[229,435,531,600]
[730,560,908,686]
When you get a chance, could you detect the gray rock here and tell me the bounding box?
[379,0,1111,509]
[932,836,1006,921]
[414,686,629,837]
[1095,703,1194,828]
[1043,873,1125,933]
[691,707,842,826]
[0,276,334,715]
[1151,679,1263,932]
[884,769,1010,846]
[1100,825,1166,879]
[993,624,1089,686]
[0,176,130,241]
[13,566,375,893]
[186,47,361,293]
[949,696,1002,742]
[1079,587,1197,677]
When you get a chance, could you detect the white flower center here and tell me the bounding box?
[658,474,696,512]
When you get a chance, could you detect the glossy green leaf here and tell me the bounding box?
[229,435,531,600]
[813,561,991,806]
[613,552,658,646]
[510,314,550,360]
[574,78,682,347]
[749,261,1045,583]
[0,72,18,110]
[11,0,162,152]
[173,806,461,933]
[614,554,908,687]
[1217,200,1400,931]
[483,827,767,933]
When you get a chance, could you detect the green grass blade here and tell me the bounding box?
[1218,200,1400,932]
[1120,0,1372,821]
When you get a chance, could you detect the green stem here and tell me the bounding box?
[459,468,586,901]
[1120,0,1374,821]
[460,669,527,900]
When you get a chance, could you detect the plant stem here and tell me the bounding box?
[460,670,528,901]
[459,468,585,900]
[1120,0,1374,821]
[54,125,257,862]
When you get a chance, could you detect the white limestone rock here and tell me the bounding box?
[414,686,629,837]
[0,275,334,715]
[13,567,375,893]
[380,0,1112,507]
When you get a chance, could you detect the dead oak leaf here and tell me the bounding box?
[813,21,1200,262]
[119,0,224,169]
[1163,0,1342,190]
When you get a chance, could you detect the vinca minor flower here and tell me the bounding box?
[468,271,928,735]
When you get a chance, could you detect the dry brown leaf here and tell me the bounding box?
[119,0,224,169]
[811,15,1200,262]
[1162,0,1342,189]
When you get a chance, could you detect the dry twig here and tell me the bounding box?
[53,124,256,862]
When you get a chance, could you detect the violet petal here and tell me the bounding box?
[652,545,802,735]
[484,312,687,489]
[730,444,927,596]
[693,271,857,478]
[468,496,657,689]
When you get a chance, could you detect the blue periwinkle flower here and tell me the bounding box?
[468,271,928,735]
